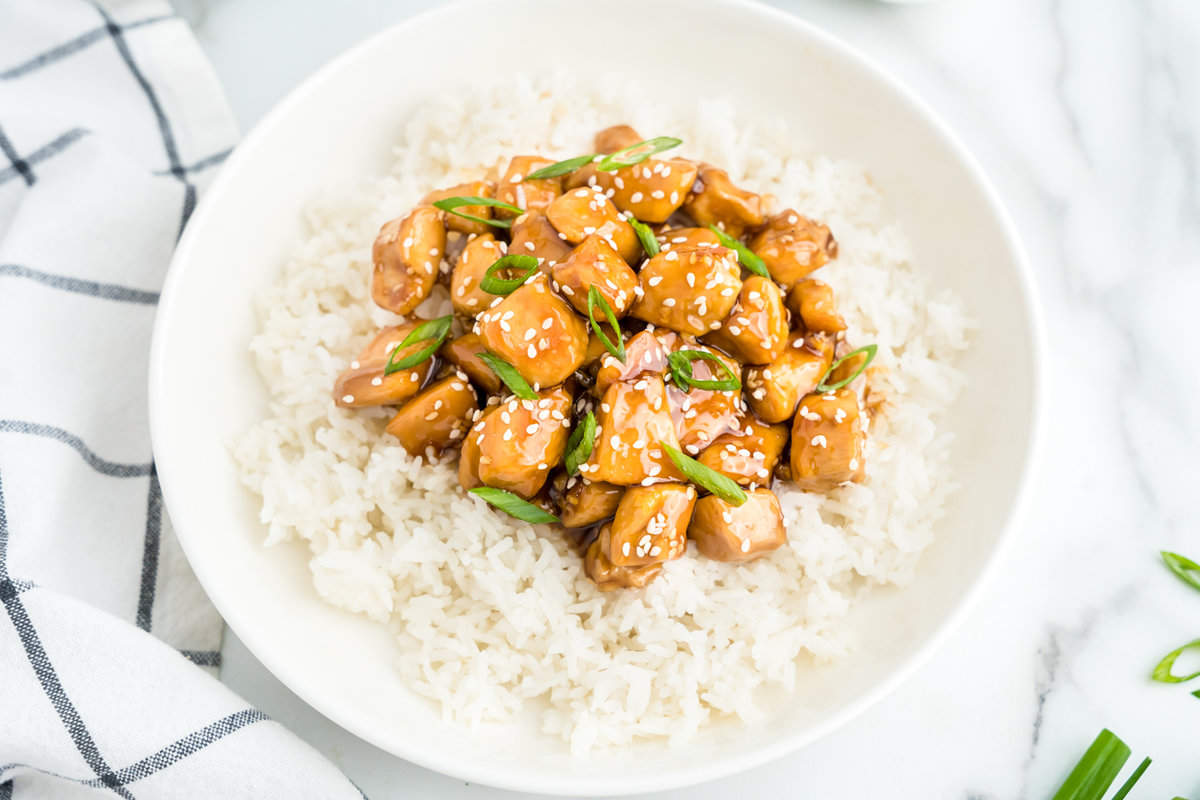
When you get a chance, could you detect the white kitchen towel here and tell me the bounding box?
[0,1,362,797]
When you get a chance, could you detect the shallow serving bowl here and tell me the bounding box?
[148,0,1044,794]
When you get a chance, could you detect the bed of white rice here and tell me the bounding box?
[233,75,970,753]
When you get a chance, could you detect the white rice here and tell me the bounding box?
[233,74,970,753]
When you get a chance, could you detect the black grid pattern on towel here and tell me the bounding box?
[0,3,292,797]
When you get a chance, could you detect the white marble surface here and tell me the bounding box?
[173,0,1200,796]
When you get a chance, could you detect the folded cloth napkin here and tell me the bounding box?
[0,1,362,796]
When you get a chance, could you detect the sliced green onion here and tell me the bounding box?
[1162,551,1200,593]
[596,136,682,171]
[564,411,596,476]
[1152,638,1200,683]
[665,349,740,393]
[477,352,537,400]
[1109,757,1151,800]
[587,286,625,363]
[1192,689,1200,700]
[1050,728,1131,800]
[630,217,660,257]
[816,344,878,393]
[525,154,597,180]
[707,224,769,278]
[384,314,453,375]
[478,254,539,295]
[469,487,559,524]
[431,196,523,229]
[661,443,747,506]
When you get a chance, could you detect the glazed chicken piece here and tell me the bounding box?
[682,164,764,239]
[697,417,789,486]
[657,226,722,252]
[423,180,496,236]
[585,525,663,591]
[749,210,838,288]
[592,328,678,398]
[557,478,624,528]
[702,275,790,365]
[607,483,696,566]
[594,124,643,154]
[440,332,502,394]
[790,388,866,491]
[495,155,562,218]
[688,489,786,562]
[546,187,641,264]
[385,372,478,457]
[459,386,573,498]
[551,234,638,316]
[587,158,698,224]
[664,344,743,454]
[450,233,506,317]
[371,206,446,315]
[629,246,742,336]
[475,274,588,389]
[744,331,835,423]
[785,278,846,334]
[333,321,438,408]
[508,210,573,271]
[583,376,684,485]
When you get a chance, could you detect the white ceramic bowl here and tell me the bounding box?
[149,0,1044,794]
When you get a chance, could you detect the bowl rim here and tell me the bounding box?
[148,0,1047,793]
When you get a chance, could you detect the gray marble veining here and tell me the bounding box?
[174,0,1200,796]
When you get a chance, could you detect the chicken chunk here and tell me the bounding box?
[702,275,790,365]
[458,386,573,497]
[371,206,446,315]
[385,372,478,456]
[587,158,698,224]
[495,155,563,218]
[423,180,496,236]
[584,376,683,485]
[790,388,866,491]
[696,417,789,487]
[584,525,662,591]
[592,328,679,398]
[509,210,573,271]
[785,278,845,334]
[657,226,722,252]
[558,478,624,528]
[476,275,588,389]
[749,210,838,288]
[594,124,643,154]
[546,187,640,264]
[688,489,786,562]
[440,332,501,394]
[744,332,835,423]
[682,164,764,238]
[333,321,438,408]
[629,246,742,336]
[450,233,506,316]
[607,483,696,566]
[552,235,638,317]
[664,344,743,454]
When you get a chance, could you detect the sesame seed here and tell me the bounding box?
[341,394,355,404]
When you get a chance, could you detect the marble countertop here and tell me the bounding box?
[173,0,1200,796]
